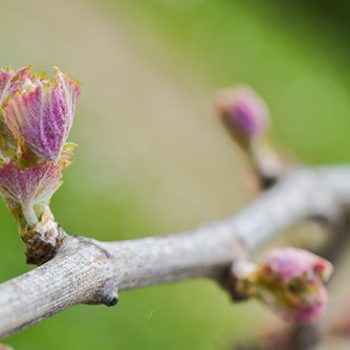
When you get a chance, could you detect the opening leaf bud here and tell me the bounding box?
[254,248,333,323]
[0,66,80,232]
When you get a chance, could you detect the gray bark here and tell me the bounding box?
[1,166,350,339]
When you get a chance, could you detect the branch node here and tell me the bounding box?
[71,236,119,307]
[91,284,119,307]
[23,213,67,265]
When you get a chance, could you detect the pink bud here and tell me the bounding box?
[215,86,269,139]
[255,248,333,323]
[3,67,80,163]
[0,66,79,229]
[0,161,62,226]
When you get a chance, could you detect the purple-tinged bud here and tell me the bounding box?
[215,86,269,140]
[214,85,287,188]
[0,66,79,227]
[0,161,63,227]
[254,248,333,323]
[4,67,80,163]
[0,66,79,259]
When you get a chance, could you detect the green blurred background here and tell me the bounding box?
[1,0,350,348]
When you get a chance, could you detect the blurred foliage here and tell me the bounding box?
[111,0,350,164]
[0,0,350,349]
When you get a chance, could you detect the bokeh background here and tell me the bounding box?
[1,0,350,349]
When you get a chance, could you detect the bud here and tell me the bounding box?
[0,161,62,227]
[215,86,269,141]
[254,248,333,323]
[0,66,80,239]
[215,86,289,189]
[2,66,80,163]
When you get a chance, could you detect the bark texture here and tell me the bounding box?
[1,166,350,339]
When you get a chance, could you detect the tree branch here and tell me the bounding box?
[1,166,350,339]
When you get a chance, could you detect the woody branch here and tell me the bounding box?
[0,68,346,343]
[1,164,350,338]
